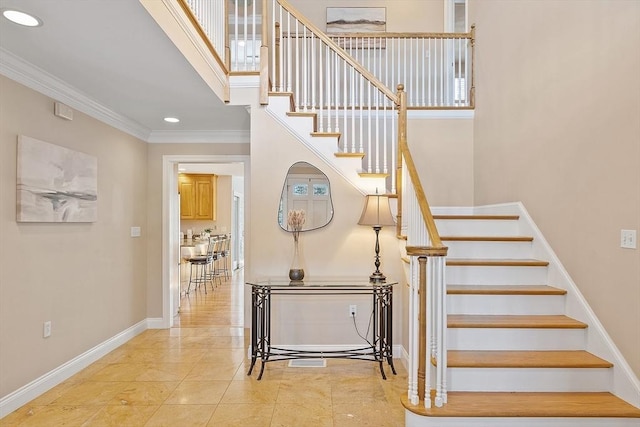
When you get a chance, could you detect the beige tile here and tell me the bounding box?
[51,381,126,405]
[90,363,195,382]
[276,379,332,404]
[25,379,81,406]
[331,378,386,403]
[219,380,280,404]
[143,404,215,427]
[164,381,230,405]
[333,401,402,427]
[280,365,332,381]
[183,360,243,381]
[198,348,246,364]
[83,405,159,426]
[8,405,99,427]
[207,403,274,427]
[109,348,207,364]
[108,381,179,405]
[270,402,333,427]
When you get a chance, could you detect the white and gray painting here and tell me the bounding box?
[17,135,97,222]
[326,7,386,33]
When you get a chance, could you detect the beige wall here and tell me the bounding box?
[470,0,640,376]
[0,76,148,396]
[408,117,475,206]
[248,107,406,345]
[145,143,249,318]
[288,0,445,33]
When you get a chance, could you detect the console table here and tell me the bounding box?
[246,279,396,380]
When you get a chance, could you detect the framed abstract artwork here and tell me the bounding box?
[326,7,386,48]
[17,135,97,222]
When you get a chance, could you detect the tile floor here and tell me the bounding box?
[1,269,407,426]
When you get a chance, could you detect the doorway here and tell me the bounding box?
[161,154,250,328]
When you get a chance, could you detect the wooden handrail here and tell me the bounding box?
[396,85,445,249]
[328,31,473,40]
[276,0,398,104]
[176,0,229,75]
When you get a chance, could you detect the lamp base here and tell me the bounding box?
[369,272,386,283]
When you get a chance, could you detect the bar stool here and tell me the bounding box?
[185,237,215,293]
[220,234,231,279]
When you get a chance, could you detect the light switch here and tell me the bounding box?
[131,226,141,237]
[621,229,637,249]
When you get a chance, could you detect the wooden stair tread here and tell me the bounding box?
[334,152,364,158]
[447,258,549,267]
[358,172,389,178]
[286,111,316,117]
[310,131,341,138]
[434,214,520,220]
[449,314,588,329]
[447,350,613,368]
[447,285,566,295]
[402,392,640,418]
[441,235,533,242]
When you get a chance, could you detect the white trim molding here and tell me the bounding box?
[0,48,151,141]
[0,319,149,418]
[147,130,250,143]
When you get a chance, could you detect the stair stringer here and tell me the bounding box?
[265,95,387,195]
[433,202,640,408]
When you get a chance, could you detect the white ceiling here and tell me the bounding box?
[0,0,251,142]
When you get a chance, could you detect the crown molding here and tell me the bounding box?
[0,48,151,141]
[147,129,250,143]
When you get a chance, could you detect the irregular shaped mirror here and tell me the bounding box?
[278,162,334,232]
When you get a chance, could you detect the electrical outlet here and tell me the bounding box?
[621,229,637,249]
[43,321,52,338]
[349,305,357,318]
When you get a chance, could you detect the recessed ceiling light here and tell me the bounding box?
[164,117,180,123]
[2,9,43,27]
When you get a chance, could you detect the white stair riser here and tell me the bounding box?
[448,294,565,315]
[446,367,611,392]
[435,220,520,236]
[446,265,548,285]
[444,240,532,259]
[405,412,639,427]
[448,328,586,350]
[266,95,292,114]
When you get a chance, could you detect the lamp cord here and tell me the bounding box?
[351,309,374,348]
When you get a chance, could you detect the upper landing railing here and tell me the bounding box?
[182,0,475,109]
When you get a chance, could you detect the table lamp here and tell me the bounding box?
[358,193,395,282]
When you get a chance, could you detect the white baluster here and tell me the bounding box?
[311,33,316,111]
[286,11,291,93]
[350,65,355,153]
[343,58,348,151]
[294,19,299,110]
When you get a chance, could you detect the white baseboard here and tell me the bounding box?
[0,319,150,418]
[146,317,166,329]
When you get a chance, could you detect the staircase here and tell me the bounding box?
[141,2,640,424]
[402,209,640,427]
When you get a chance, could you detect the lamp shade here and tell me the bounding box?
[358,194,395,227]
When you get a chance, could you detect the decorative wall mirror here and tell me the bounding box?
[278,162,334,232]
